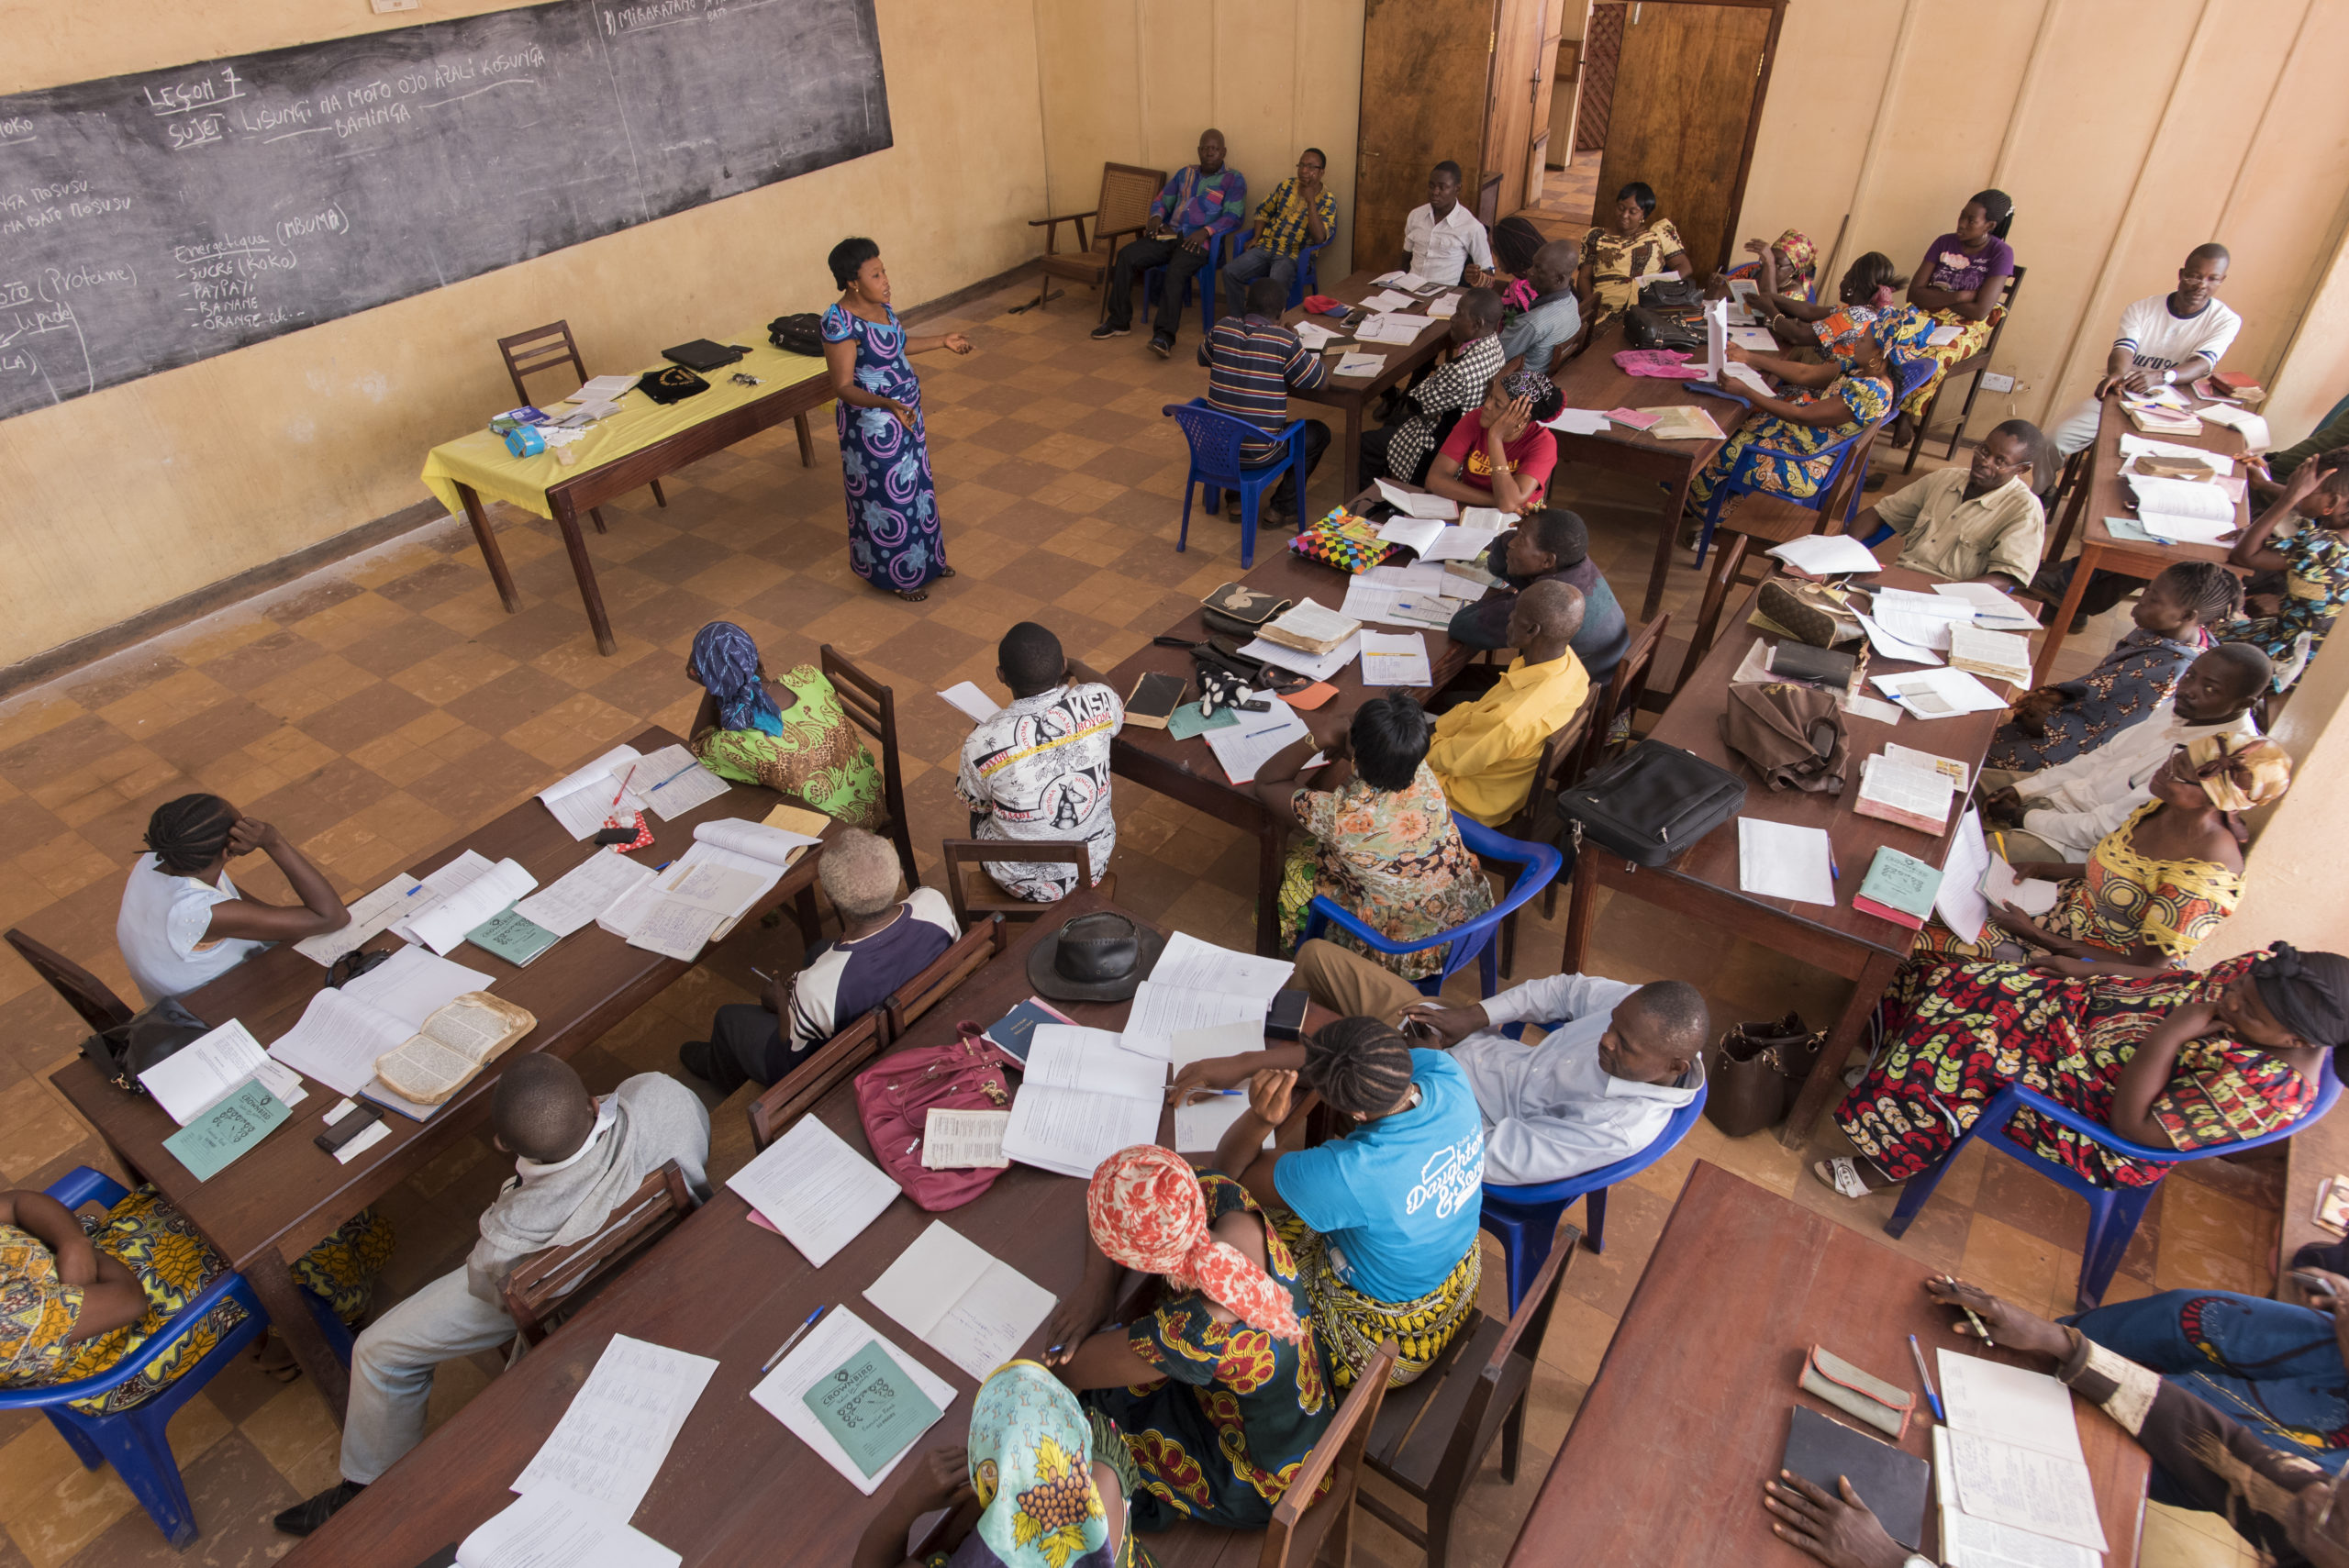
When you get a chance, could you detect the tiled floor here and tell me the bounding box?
[1527,156,1601,235]
[0,274,2272,1568]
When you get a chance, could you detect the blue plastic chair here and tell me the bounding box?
[1302,816,1564,1001]
[1219,226,1333,317]
[1479,1081,1709,1314]
[1884,1063,2343,1312]
[1142,229,1234,340]
[1164,398,1308,571]
[0,1168,354,1548]
[1686,350,1935,568]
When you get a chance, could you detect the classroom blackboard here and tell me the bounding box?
[0,0,891,421]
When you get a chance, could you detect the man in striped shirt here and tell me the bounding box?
[1197,275,1330,522]
[1219,148,1339,318]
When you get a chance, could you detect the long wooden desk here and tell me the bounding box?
[1282,270,1460,518]
[50,727,833,1414]
[1560,567,2034,1142]
[2036,397,2249,684]
[1506,1162,2147,1567]
[287,895,1319,1568]
[1547,321,1753,621]
[1106,502,1474,954]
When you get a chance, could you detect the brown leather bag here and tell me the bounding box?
[1720,682,1850,795]
[1703,1012,1823,1137]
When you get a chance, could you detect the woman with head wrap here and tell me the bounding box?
[685,620,885,828]
[1821,938,2342,1199]
[1422,367,1566,515]
[114,794,351,1004]
[1038,1145,1332,1531]
[1165,1014,1490,1390]
[1915,732,2290,972]
[1684,325,1898,529]
[853,1362,1150,1568]
[1718,228,1819,304]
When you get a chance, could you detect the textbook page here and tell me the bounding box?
[511,1335,718,1520]
[141,1020,305,1124]
[1024,1026,1166,1099]
[512,851,656,940]
[340,947,494,1028]
[727,1116,898,1267]
[294,873,429,966]
[750,1307,954,1496]
[694,818,822,866]
[406,858,539,955]
[540,746,650,840]
[632,743,731,820]
[863,1221,1057,1383]
[457,1486,680,1568]
[267,987,415,1097]
[1149,931,1294,1000]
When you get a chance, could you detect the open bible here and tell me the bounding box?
[373,992,539,1107]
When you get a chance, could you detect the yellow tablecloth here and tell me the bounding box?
[420,326,832,519]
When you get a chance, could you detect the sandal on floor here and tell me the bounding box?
[1813,1157,1875,1199]
[894,588,930,602]
[937,566,957,579]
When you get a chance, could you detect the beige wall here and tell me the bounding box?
[0,0,1048,669]
[1031,0,1365,282]
[2199,628,2349,962]
[1733,0,2349,444]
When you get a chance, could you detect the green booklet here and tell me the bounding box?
[802,1339,942,1477]
[1854,846,1943,929]
[162,1079,291,1181]
[1166,701,1241,741]
[466,906,560,967]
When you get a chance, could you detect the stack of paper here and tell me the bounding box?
[1292,321,1350,352]
[1341,578,1453,630]
[863,1221,1057,1381]
[727,1115,899,1266]
[1868,587,1973,653]
[1418,524,1506,562]
[512,851,657,940]
[406,858,539,956]
[1202,701,1312,785]
[2198,402,2270,445]
[1736,819,1836,906]
[1360,630,1433,686]
[573,373,639,403]
[1543,408,1613,436]
[1120,932,1293,1060]
[1333,351,1386,378]
[750,1308,954,1495]
[1931,582,2043,631]
[1425,295,1461,318]
[1002,1025,1165,1178]
[1374,480,1460,519]
[454,1487,681,1568]
[1766,534,1884,577]
[1258,598,1361,657]
[632,743,732,820]
[1237,632,1359,684]
[1855,613,1942,665]
[1854,752,1956,834]
[1935,1351,2110,1555]
[512,1335,718,1519]
[540,746,651,839]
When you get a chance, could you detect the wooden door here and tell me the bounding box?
[1593,0,1781,277]
[1482,0,1553,218]
[1356,0,1501,273]
[1575,2,1624,155]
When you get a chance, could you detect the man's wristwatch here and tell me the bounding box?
[2162,368,2177,384]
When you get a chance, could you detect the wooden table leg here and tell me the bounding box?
[795,412,815,468]
[247,1246,351,1419]
[2048,446,2096,565]
[457,483,520,614]
[1779,948,1902,1145]
[1253,817,1286,958]
[1560,850,1603,975]
[1334,403,1365,526]
[551,496,618,656]
[1642,459,1699,621]
[2031,539,2099,685]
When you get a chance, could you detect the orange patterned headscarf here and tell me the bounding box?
[1085,1145,1305,1342]
[1774,229,1818,278]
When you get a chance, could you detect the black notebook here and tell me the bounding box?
[662,338,745,372]
[1780,1405,1930,1551]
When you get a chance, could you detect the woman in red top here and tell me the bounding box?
[1424,369,1563,515]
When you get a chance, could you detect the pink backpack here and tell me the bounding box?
[853,1023,1012,1211]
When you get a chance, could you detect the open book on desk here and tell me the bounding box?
[539,744,651,840]
[598,818,820,961]
[405,857,539,956]
[267,947,494,1098]
[1934,1350,2110,1553]
[363,992,537,1114]
[140,1019,306,1125]
[1002,1025,1165,1178]
[864,1220,1057,1382]
[1119,929,1297,1060]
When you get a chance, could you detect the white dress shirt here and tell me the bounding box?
[1403,202,1495,287]
[1448,972,1703,1187]
[2016,700,2260,855]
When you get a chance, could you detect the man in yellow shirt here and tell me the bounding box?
[1427,579,1590,825]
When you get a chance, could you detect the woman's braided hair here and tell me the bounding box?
[2152,560,2244,626]
[144,795,237,875]
[1303,1016,1417,1118]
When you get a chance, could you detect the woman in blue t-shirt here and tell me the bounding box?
[1174,1017,1487,1388]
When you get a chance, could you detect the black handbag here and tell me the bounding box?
[80,997,213,1094]
[1639,278,1703,310]
[768,313,826,357]
[636,365,710,406]
[1624,306,1702,353]
[1557,740,1746,867]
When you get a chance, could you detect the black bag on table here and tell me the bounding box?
[1639,277,1704,311]
[80,997,213,1095]
[768,314,826,357]
[1624,306,1702,354]
[1557,740,1746,868]
[637,365,710,406]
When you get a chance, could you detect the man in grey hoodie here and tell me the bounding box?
[274,1055,709,1536]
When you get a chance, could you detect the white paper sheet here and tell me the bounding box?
[511,1335,718,1520]
[1000,1084,1163,1180]
[694,818,821,866]
[2120,432,2231,470]
[1375,515,1448,555]
[1355,313,1429,346]
[1371,271,1428,292]
[939,682,1000,722]
[457,1485,681,1568]
[1365,562,1467,597]
[1940,1351,2087,1461]
[392,849,496,941]
[1736,819,1836,906]
[1718,361,1775,399]
[406,857,540,955]
[1202,702,1311,784]
[1359,288,1416,311]
[1856,612,1943,665]
[266,986,416,1097]
[922,1107,1009,1169]
[1341,579,1454,629]
[140,1019,305,1124]
[2196,403,2269,445]
[1149,930,1295,999]
[511,851,656,940]
[1727,326,1778,351]
[633,743,732,820]
[1985,856,2062,917]
[863,1221,1058,1383]
[1373,480,1460,519]
[2125,473,2236,526]
[1025,1025,1167,1099]
[1542,408,1613,436]
[1236,632,1360,684]
[1332,351,1386,377]
[1931,582,2043,630]
[540,746,650,840]
[340,946,494,1028]
[1360,631,1432,686]
[1425,294,1461,318]
[750,1309,954,1496]
[1419,524,1505,561]
[726,1116,899,1268]
[2140,514,2239,544]
[1120,982,1270,1062]
[1842,693,1906,725]
[1872,667,2008,717]
[1946,1430,2108,1551]
[1873,586,1976,621]
[1767,534,1885,577]
[1168,1021,1276,1153]
[1936,810,1993,944]
[294,873,429,965]
[1291,320,1346,351]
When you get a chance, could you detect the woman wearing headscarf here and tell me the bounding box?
[1684,326,1897,517]
[115,794,351,1004]
[1887,189,2019,437]
[1918,732,2291,970]
[1718,228,1818,304]
[1038,1145,1332,1532]
[822,236,972,602]
[1576,181,1695,331]
[685,620,885,829]
[854,1362,1151,1568]
[1819,940,2344,1200]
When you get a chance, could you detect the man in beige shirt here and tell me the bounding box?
[1852,420,2047,589]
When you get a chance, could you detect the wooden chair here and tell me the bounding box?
[500,1160,699,1345]
[747,1006,891,1153]
[6,929,135,1037]
[1358,1227,1580,1567]
[938,840,1111,929]
[1901,264,2028,473]
[883,914,1008,1039]
[1028,162,1167,318]
[819,644,919,894]
[495,321,668,534]
[1491,697,1596,978]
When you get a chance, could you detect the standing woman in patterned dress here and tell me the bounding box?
[821,237,972,602]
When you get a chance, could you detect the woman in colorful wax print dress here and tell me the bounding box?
[684,619,885,828]
[1684,327,1896,513]
[822,236,973,602]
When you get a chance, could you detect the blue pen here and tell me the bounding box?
[1828,844,1842,882]
[654,860,674,872]
[645,760,701,793]
[761,1305,828,1373]
[1908,1334,1946,1422]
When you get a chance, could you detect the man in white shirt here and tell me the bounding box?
[1400,161,1493,288]
[1980,642,2269,858]
[2052,244,2241,453]
[1289,940,1707,1186]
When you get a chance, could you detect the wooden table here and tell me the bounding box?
[1283,270,1461,517]
[50,727,833,1415]
[1106,501,1474,954]
[1546,321,1753,622]
[2036,397,2249,684]
[1506,1162,2148,1567]
[287,895,1313,1568]
[1559,566,2035,1142]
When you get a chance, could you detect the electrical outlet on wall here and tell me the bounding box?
[1980,372,2016,394]
[371,0,419,13]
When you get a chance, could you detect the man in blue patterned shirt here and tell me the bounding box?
[1094,128,1248,359]
[1219,148,1338,319]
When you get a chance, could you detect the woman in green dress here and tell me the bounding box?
[685,620,885,829]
